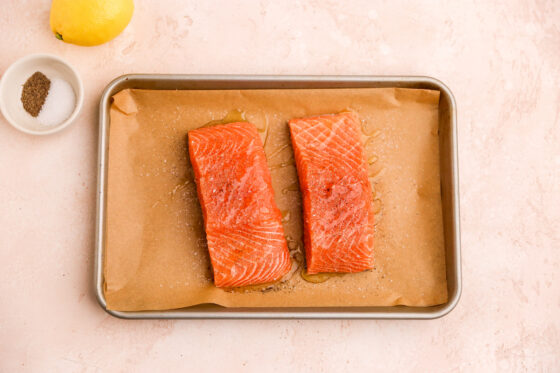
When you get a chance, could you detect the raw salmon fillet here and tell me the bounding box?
[289,112,375,274]
[188,122,291,287]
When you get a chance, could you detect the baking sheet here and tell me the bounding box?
[104,87,447,311]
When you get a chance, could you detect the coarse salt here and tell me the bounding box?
[37,78,76,126]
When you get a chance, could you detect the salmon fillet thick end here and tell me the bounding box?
[188,122,291,287]
[289,112,375,274]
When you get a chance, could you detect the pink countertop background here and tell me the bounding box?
[1,0,559,371]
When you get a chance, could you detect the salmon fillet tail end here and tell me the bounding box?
[289,112,375,274]
[188,122,291,287]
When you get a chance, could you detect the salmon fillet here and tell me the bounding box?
[188,122,291,287]
[289,112,375,274]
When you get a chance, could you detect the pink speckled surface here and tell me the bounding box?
[0,0,559,371]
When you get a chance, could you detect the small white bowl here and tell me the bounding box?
[0,53,84,135]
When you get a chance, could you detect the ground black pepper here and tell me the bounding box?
[21,71,51,117]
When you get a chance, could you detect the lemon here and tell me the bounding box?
[50,0,134,46]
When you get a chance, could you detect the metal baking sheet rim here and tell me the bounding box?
[95,74,461,319]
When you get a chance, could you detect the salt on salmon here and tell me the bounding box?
[289,112,375,274]
[188,122,291,287]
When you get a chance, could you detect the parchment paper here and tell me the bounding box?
[104,87,447,311]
